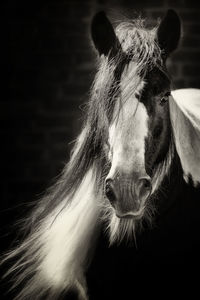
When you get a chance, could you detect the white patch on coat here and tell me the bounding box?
[170,88,200,186]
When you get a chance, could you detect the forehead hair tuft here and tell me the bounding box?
[116,19,162,75]
[88,18,163,137]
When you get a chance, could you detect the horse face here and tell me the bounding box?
[105,64,171,219]
[91,10,180,222]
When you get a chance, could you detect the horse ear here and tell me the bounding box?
[91,11,119,57]
[157,9,181,57]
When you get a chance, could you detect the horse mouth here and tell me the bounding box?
[116,207,145,220]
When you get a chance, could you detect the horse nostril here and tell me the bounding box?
[105,179,116,204]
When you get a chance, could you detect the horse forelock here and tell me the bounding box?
[88,21,162,133]
[116,20,162,70]
[89,19,164,129]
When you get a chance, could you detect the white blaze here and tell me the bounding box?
[108,62,149,178]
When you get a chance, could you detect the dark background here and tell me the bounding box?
[0,0,200,297]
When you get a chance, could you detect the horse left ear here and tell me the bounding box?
[91,11,119,57]
[157,9,181,57]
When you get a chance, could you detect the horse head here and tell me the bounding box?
[91,10,181,226]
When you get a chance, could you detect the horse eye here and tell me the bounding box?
[160,92,171,106]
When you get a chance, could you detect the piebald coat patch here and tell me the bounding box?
[170,89,200,186]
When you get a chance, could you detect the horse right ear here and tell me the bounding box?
[91,11,119,57]
[157,9,181,57]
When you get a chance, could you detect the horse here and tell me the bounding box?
[2,8,200,300]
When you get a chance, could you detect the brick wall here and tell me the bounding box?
[0,0,200,250]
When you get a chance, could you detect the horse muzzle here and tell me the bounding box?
[105,173,152,219]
